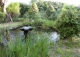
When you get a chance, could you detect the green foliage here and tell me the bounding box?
[54,5,80,39]
[0,7,2,11]
[31,0,38,3]
[20,3,30,17]
[42,20,55,29]
[0,12,5,18]
[31,18,44,26]
[13,18,25,22]
[22,18,55,29]
[7,2,20,14]
[37,1,64,20]
[48,39,80,57]
[28,2,39,20]
[37,1,48,12]
[0,12,6,23]
[28,2,39,13]
[6,2,20,19]
[46,3,56,20]
[5,33,50,57]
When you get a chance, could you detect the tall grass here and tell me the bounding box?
[42,20,55,29]
[5,33,50,57]
[22,19,55,30]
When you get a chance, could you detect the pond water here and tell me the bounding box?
[1,27,60,46]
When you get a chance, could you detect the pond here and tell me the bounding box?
[0,26,60,57]
[1,26,60,46]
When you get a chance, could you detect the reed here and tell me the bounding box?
[5,33,50,57]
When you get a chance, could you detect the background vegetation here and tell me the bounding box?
[0,0,80,57]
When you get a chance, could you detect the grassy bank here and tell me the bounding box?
[1,35,80,57]
[0,19,80,57]
[0,22,23,29]
[49,39,80,57]
[0,28,80,57]
[22,19,56,30]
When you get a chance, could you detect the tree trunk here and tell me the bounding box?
[6,13,13,22]
[0,0,4,12]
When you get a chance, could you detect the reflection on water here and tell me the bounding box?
[50,32,60,43]
[33,30,60,43]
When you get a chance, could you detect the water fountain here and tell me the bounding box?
[20,26,33,39]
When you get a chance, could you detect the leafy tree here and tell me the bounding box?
[29,2,39,13]
[31,0,38,3]
[0,0,13,22]
[37,1,48,12]
[20,3,30,17]
[6,2,20,19]
[37,1,63,20]
[46,3,55,20]
[28,2,39,20]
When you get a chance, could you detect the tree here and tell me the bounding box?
[31,0,39,3]
[0,0,13,22]
[20,3,30,17]
[0,0,5,12]
[46,3,55,20]
[28,2,39,20]
[37,1,48,12]
[6,2,20,19]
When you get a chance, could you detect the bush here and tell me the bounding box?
[0,12,5,18]
[20,3,30,17]
[13,18,25,22]
[54,5,80,39]
[0,12,6,23]
[32,19,44,26]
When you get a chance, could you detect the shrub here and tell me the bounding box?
[32,19,44,26]
[54,5,80,39]
[0,12,5,18]
[0,12,6,23]
[13,18,25,22]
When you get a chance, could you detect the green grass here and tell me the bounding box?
[49,39,80,57]
[42,20,55,29]
[0,32,50,57]
[22,19,55,29]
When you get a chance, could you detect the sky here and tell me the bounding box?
[5,0,80,7]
